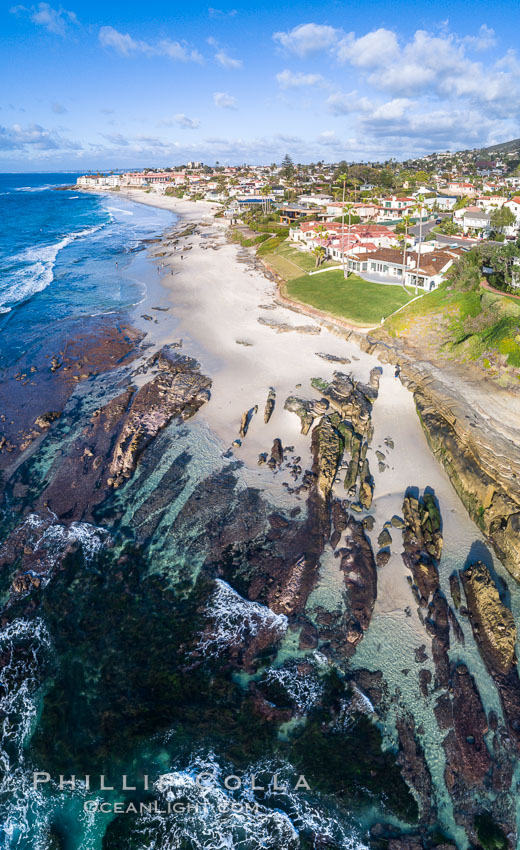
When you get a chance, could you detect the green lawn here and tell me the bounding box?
[262,242,339,280]
[285,271,414,326]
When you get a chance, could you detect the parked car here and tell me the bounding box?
[435,218,442,224]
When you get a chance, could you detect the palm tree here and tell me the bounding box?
[342,202,354,277]
[401,213,412,292]
[414,195,425,294]
[312,246,326,267]
[261,184,272,216]
[335,173,348,277]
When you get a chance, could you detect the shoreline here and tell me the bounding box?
[118,186,520,582]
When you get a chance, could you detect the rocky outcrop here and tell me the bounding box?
[395,711,435,822]
[239,405,257,437]
[108,351,211,487]
[460,562,516,676]
[414,389,520,583]
[284,396,314,435]
[461,561,520,746]
[258,317,320,334]
[264,387,276,423]
[34,347,211,519]
[402,492,443,606]
[311,415,343,500]
[338,517,377,653]
[443,664,491,788]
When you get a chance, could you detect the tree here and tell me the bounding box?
[454,195,471,211]
[261,184,272,215]
[414,195,425,294]
[280,154,294,180]
[334,173,349,278]
[312,246,326,267]
[491,206,516,235]
[401,214,412,293]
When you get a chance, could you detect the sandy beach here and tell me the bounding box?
[117,189,512,650]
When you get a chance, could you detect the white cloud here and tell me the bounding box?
[98,27,203,62]
[337,28,399,67]
[463,24,496,51]
[326,91,372,115]
[173,113,200,129]
[213,92,237,109]
[215,49,242,69]
[0,122,80,151]
[332,26,520,119]
[276,69,325,89]
[102,132,129,146]
[273,23,339,57]
[370,98,411,121]
[208,7,237,17]
[10,2,78,36]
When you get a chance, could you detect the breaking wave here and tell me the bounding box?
[116,752,370,850]
[0,224,105,312]
[197,579,288,655]
[0,618,52,847]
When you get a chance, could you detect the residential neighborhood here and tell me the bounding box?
[77,140,520,297]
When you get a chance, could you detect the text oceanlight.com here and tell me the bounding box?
[33,771,311,814]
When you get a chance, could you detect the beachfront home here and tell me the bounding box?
[77,173,122,188]
[278,204,310,224]
[290,222,398,253]
[357,248,454,290]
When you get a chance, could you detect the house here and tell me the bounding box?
[380,195,416,213]
[77,173,121,188]
[504,197,520,224]
[325,201,378,221]
[278,204,311,224]
[476,195,507,211]
[457,207,491,236]
[423,195,458,211]
[236,194,275,208]
[446,181,477,197]
[350,247,453,290]
[298,194,333,207]
[291,222,398,252]
[406,252,454,289]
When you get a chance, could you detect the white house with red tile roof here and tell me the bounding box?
[504,197,520,224]
[290,222,398,252]
[324,201,379,221]
[476,195,507,210]
[446,180,477,197]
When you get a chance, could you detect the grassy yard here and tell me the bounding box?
[261,241,339,280]
[285,271,414,326]
[382,280,520,369]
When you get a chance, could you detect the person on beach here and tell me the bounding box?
[394,365,401,379]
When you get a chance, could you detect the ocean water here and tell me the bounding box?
[0,173,174,365]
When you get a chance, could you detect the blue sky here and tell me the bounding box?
[2,0,520,169]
